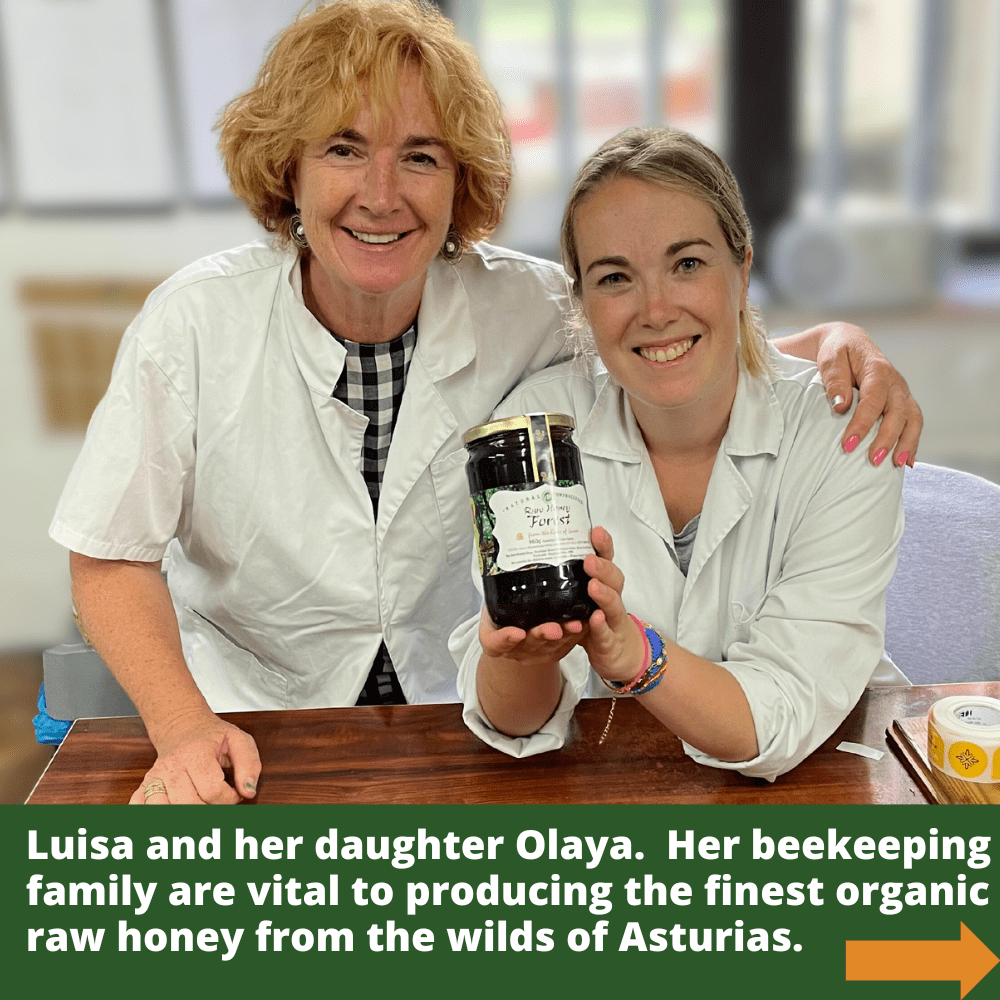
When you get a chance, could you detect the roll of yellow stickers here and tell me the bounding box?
[927,695,1000,784]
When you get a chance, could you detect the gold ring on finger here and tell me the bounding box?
[143,779,167,800]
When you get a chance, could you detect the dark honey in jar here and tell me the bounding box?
[463,412,597,630]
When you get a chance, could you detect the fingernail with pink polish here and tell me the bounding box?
[872,448,887,466]
[843,435,859,453]
[896,452,908,467]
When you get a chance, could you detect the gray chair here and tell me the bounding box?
[42,568,172,723]
[885,462,1000,683]
[42,639,137,720]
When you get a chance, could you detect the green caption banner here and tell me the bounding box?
[3,805,998,999]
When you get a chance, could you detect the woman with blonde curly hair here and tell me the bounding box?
[51,1,919,804]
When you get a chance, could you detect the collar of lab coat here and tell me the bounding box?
[282,252,476,393]
[576,355,786,465]
[575,355,787,582]
[415,257,477,381]
[281,250,480,540]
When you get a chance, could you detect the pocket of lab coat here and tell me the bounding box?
[430,448,473,565]
[180,606,290,711]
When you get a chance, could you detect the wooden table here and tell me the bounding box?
[26,682,999,805]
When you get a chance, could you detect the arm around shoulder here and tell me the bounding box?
[772,321,922,466]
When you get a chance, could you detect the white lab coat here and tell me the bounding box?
[451,348,908,780]
[50,239,570,709]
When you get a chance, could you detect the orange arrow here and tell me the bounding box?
[846,923,998,998]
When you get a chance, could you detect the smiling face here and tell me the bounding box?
[575,176,751,423]
[291,63,457,336]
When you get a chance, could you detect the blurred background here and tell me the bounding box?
[1,0,997,801]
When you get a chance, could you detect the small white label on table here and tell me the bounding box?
[836,741,885,761]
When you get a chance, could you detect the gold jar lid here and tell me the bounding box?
[462,412,575,446]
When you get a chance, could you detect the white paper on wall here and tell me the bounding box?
[0,134,7,207]
[0,0,176,208]
[169,0,305,202]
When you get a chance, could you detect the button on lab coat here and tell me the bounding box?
[453,349,907,780]
[50,240,570,709]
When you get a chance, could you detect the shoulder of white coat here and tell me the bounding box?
[118,240,289,364]
[766,342,833,426]
[765,344,902,503]
[461,242,571,300]
[135,239,289,321]
[494,358,602,420]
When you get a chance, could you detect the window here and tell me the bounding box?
[451,0,723,258]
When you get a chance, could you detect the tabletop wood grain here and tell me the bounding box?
[26,682,999,805]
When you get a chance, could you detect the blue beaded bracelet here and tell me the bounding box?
[600,617,669,695]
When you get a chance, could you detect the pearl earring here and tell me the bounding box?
[290,213,309,250]
[442,228,462,261]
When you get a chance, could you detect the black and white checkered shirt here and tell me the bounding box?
[332,323,417,514]
[331,322,416,706]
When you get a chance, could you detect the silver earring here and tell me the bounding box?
[441,229,462,262]
[290,213,309,250]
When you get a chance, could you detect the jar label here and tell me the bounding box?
[471,482,593,575]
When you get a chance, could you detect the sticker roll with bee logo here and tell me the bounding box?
[927,695,1000,783]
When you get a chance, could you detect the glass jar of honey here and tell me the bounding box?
[463,412,597,630]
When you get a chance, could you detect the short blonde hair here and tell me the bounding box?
[218,0,510,253]
[560,127,771,378]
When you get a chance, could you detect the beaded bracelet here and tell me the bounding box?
[633,620,668,695]
[599,614,668,695]
[597,615,669,744]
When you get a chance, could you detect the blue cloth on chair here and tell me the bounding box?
[34,684,72,745]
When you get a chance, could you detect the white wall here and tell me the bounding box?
[0,208,265,649]
[767,306,1000,486]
